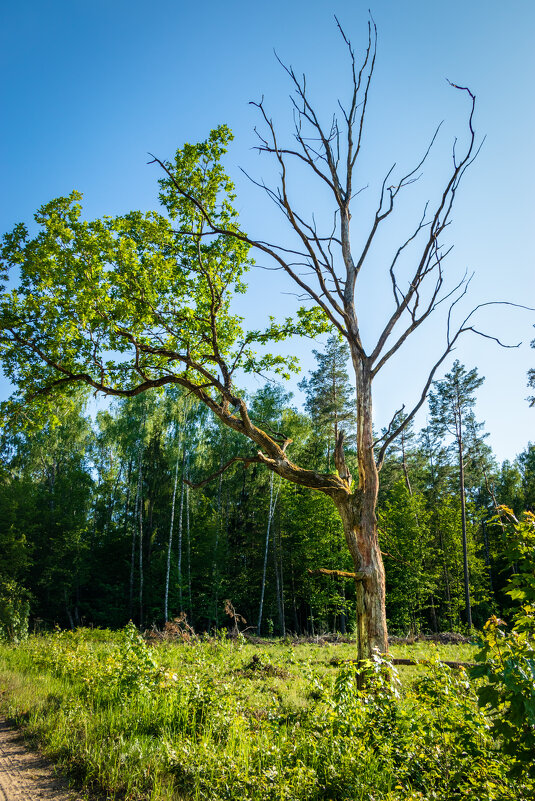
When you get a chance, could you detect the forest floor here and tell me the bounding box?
[0,717,82,801]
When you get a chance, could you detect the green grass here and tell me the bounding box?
[0,628,528,801]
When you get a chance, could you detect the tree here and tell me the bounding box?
[378,480,433,634]
[1,24,512,655]
[299,334,356,470]
[516,443,535,511]
[0,391,94,627]
[428,360,485,628]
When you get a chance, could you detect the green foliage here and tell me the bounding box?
[27,623,170,700]
[298,334,356,469]
[0,126,332,425]
[0,577,29,642]
[471,509,535,777]
[501,508,535,621]
[472,616,535,776]
[0,391,93,627]
[378,481,433,633]
[1,168,249,400]
[1,633,529,800]
[515,445,535,516]
[0,130,527,642]
[428,361,485,444]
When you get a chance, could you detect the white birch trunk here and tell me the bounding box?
[164,449,181,621]
[257,472,281,635]
[177,450,187,612]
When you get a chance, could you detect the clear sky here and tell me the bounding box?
[1,0,534,463]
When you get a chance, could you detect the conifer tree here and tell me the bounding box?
[428,360,485,628]
[299,335,356,470]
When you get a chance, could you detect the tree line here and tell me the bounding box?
[1,335,533,638]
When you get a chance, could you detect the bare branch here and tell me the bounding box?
[185,455,262,489]
[334,430,352,484]
[149,153,350,338]
[376,300,535,468]
[372,405,405,449]
[376,343,453,470]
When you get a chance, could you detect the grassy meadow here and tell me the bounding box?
[0,625,529,801]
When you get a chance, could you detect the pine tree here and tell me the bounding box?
[428,361,485,628]
[299,335,356,470]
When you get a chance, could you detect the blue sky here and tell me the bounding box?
[1,0,534,462]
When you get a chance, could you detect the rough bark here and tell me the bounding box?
[333,359,388,657]
[335,493,388,657]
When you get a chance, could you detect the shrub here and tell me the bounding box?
[472,508,535,778]
[0,577,29,643]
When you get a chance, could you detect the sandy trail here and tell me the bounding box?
[0,718,81,801]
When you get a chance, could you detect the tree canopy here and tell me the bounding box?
[0,128,321,411]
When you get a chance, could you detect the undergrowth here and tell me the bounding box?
[0,625,531,801]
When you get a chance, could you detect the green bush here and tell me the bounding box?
[1,629,532,800]
[0,577,29,642]
[472,509,535,778]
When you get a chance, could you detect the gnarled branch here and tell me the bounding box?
[184,455,262,489]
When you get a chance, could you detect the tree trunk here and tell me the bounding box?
[273,520,285,636]
[339,358,388,657]
[129,453,141,621]
[138,467,144,627]
[164,449,181,622]
[437,524,453,628]
[400,428,413,497]
[458,437,472,628]
[186,480,192,615]
[335,493,388,657]
[64,588,74,630]
[211,469,223,628]
[340,582,347,634]
[481,519,493,593]
[290,557,299,633]
[429,593,438,633]
[258,471,274,636]
[124,459,132,541]
[177,450,187,612]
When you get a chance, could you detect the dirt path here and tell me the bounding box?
[0,718,82,801]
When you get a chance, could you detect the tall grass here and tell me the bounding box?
[0,627,529,800]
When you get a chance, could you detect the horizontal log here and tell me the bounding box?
[330,656,474,669]
[392,657,474,669]
[308,568,366,581]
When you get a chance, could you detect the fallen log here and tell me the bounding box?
[308,568,365,581]
[329,656,474,670]
[392,657,473,669]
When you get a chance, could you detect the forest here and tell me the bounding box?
[2,342,535,800]
[1,341,533,640]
